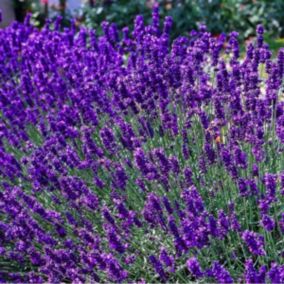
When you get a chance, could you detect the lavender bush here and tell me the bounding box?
[0,7,284,283]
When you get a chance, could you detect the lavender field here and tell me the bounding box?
[0,6,284,283]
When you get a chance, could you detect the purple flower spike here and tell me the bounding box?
[209,261,233,283]
[244,259,267,284]
[186,257,203,279]
[149,255,167,281]
[261,214,275,232]
[242,230,266,256]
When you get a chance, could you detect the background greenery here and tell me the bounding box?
[13,0,284,40]
[81,0,284,40]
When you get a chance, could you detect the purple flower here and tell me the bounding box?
[143,193,166,229]
[159,248,174,272]
[268,263,284,283]
[100,127,117,154]
[256,25,264,47]
[153,148,170,175]
[112,165,128,190]
[244,259,266,283]
[233,145,247,169]
[182,186,204,215]
[209,261,233,283]
[217,210,230,238]
[162,196,173,214]
[183,167,193,187]
[149,255,167,281]
[242,230,266,256]
[163,16,173,34]
[186,257,203,279]
[168,216,180,238]
[106,256,128,282]
[107,229,125,254]
[263,173,277,200]
[169,155,180,174]
[261,214,275,232]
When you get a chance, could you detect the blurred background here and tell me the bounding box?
[1,0,284,49]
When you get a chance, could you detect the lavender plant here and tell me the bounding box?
[0,7,284,283]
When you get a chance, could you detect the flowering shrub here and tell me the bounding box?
[0,7,284,283]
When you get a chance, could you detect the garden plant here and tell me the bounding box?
[0,6,284,283]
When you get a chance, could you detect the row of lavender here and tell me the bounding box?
[0,7,284,283]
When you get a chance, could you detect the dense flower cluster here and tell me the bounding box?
[0,7,284,283]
